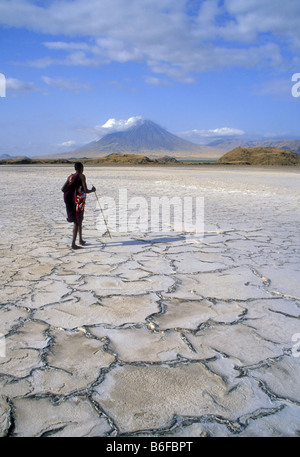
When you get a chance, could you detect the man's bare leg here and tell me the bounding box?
[78,223,86,245]
[72,223,81,249]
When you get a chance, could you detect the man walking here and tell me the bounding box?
[62,162,96,249]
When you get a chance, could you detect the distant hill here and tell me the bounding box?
[85,153,153,164]
[82,153,179,165]
[0,156,70,165]
[218,147,300,166]
[0,153,180,166]
[0,154,35,162]
[209,138,300,155]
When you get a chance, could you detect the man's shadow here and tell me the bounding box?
[85,233,216,247]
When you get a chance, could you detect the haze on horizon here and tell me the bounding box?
[0,0,300,157]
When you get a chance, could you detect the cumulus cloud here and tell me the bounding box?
[0,0,300,80]
[102,116,143,130]
[81,116,144,138]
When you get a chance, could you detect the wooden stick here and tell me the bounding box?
[93,187,112,239]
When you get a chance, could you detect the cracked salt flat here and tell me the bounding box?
[0,165,300,437]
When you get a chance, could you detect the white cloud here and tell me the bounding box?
[181,126,245,143]
[201,127,245,137]
[58,140,77,148]
[44,41,91,51]
[28,57,59,68]
[144,76,172,86]
[55,139,86,152]
[1,0,300,79]
[6,77,38,92]
[79,116,144,138]
[223,0,300,46]
[41,76,91,91]
[96,116,143,135]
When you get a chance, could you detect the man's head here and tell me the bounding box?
[75,162,84,173]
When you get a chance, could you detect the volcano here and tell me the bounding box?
[65,119,204,159]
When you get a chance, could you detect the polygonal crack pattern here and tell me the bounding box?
[1,166,300,437]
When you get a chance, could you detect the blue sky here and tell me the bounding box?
[0,0,300,157]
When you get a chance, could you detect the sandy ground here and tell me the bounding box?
[0,165,300,437]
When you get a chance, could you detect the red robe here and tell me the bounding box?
[62,173,86,224]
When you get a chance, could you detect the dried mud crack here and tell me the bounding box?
[1,166,300,437]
